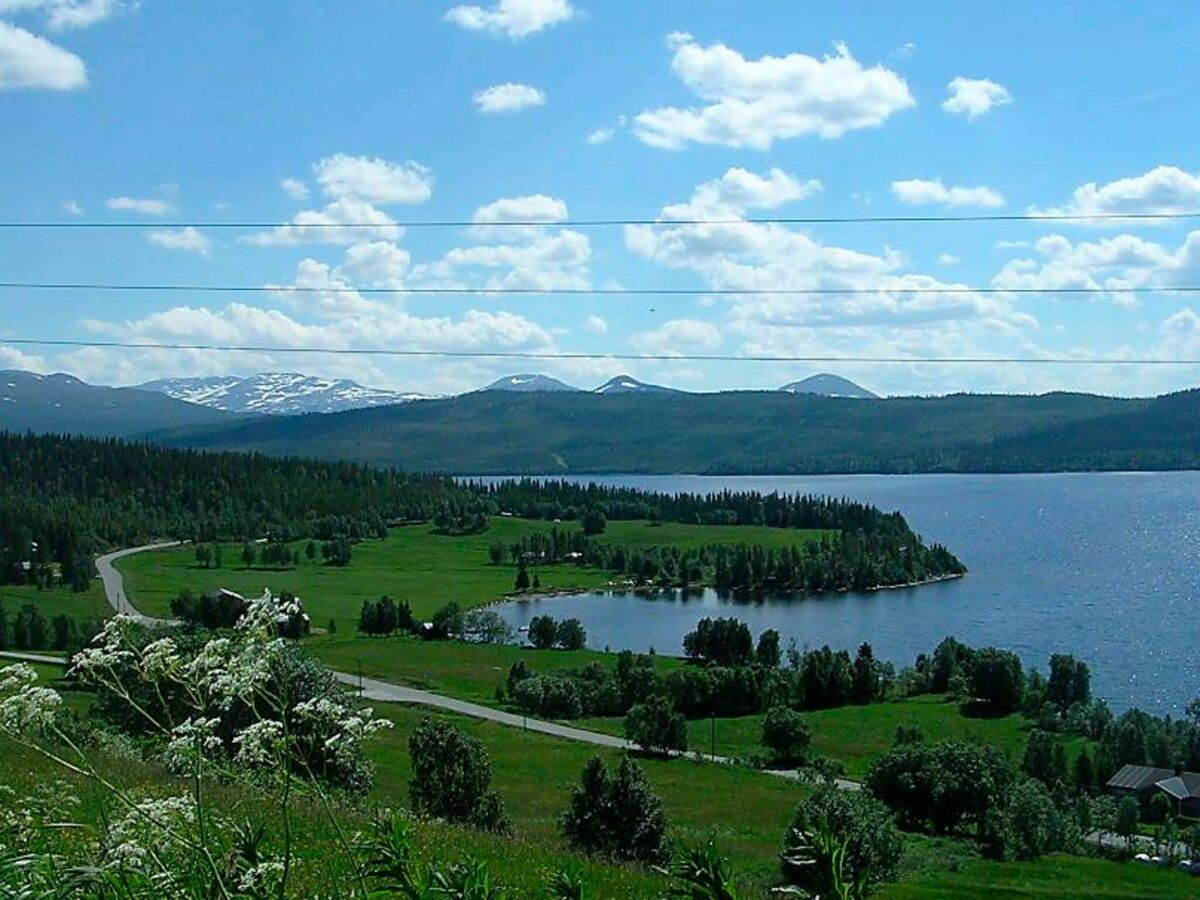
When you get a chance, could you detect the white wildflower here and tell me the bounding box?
[165,716,224,771]
[0,663,38,693]
[232,719,285,767]
[0,685,63,735]
[138,637,182,681]
[237,858,284,894]
[105,795,196,875]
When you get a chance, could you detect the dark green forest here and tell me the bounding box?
[0,433,959,591]
[147,387,1200,474]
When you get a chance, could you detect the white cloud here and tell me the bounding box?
[992,230,1200,307]
[937,254,960,266]
[630,318,722,355]
[584,315,607,334]
[247,197,402,247]
[586,126,614,144]
[445,0,574,39]
[1031,165,1200,220]
[313,153,432,205]
[0,0,122,30]
[626,169,1036,379]
[280,177,309,201]
[473,82,546,114]
[0,343,47,371]
[472,194,567,224]
[249,154,430,246]
[338,241,411,288]
[61,199,82,215]
[891,178,1005,208]
[633,35,914,150]
[0,21,85,90]
[942,76,1011,120]
[147,226,211,255]
[659,167,822,221]
[104,195,173,215]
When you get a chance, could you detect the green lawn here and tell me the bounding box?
[0,579,112,624]
[115,518,830,629]
[314,633,682,704]
[878,854,1199,899]
[579,693,1044,779]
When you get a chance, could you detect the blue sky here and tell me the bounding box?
[4,0,1200,397]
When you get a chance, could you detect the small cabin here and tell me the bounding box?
[1106,764,1200,817]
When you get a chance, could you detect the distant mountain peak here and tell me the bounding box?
[137,372,427,415]
[593,374,678,395]
[483,374,580,393]
[779,373,878,399]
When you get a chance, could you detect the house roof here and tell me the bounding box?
[1106,764,1175,791]
[1107,764,1200,798]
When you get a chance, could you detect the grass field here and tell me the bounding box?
[115,519,828,628]
[314,633,682,704]
[0,579,113,624]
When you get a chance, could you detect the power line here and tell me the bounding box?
[1,211,1199,229]
[2,281,1199,298]
[4,337,1198,365]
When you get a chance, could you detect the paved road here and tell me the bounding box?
[0,650,69,666]
[91,542,857,787]
[96,542,182,625]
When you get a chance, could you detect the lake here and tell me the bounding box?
[490,473,1200,713]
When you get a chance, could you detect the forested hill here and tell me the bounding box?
[146,388,1200,474]
[0,433,960,590]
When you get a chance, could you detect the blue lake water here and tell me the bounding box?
[490,473,1200,713]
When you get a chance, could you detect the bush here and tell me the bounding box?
[625,695,688,757]
[865,740,1014,835]
[561,755,668,863]
[540,676,584,719]
[968,648,1024,713]
[428,602,462,639]
[761,705,811,766]
[528,614,558,649]
[986,778,1072,861]
[556,618,586,650]
[581,509,607,536]
[408,717,511,833]
[782,786,903,896]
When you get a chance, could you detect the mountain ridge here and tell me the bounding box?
[136,372,428,414]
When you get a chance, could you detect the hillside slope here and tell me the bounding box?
[147,389,1173,474]
[0,370,239,437]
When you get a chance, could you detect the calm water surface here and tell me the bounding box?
[490,473,1200,713]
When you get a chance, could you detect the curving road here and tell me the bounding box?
[89,542,855,784]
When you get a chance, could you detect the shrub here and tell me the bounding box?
[528,615,558,649]
[968,648,1024,713]
[865,740,1014,835]
[561,756,668,863]
[761,705,811,766]
[556,618,586,650]
[986,778,1072,861]
[581,509,607,536]
[782,786,903,896]
[408,717,511,833]
[625,695,688,757]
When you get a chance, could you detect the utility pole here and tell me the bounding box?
[357,659,363,699]
[710,706,716,760]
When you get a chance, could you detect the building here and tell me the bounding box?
[1106,764,1200,817]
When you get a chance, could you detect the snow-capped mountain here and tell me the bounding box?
[779,373,878,399]
[593,374,679,395]
[136,373,428,415]
[482,373,581,393]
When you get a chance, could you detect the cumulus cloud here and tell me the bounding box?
[630,318,722,355]
[410,193,591,290]
[104,195,174,215]
[280,177,309,200]
[993,230,1200,306]
[147,226,211,255]
[473,82,546,114]
[584,315,607,334]
[248,154,430,246]
[445,0,574,39]
[1031,165,1200,220]
[61,199,82,215]
[937,253,960,266]
[942,76,1011,120]
[0,0,123,31]
[0,343,47,371]
[338,240,411,288]
[891,178,1005,208]
[626,168,1036,381]
[313,154,432,205]
[633,35,914,150]
[0,21,85,90]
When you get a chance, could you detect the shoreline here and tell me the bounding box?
[493,570,966,607]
